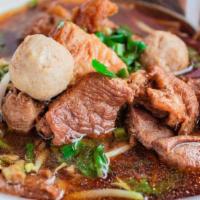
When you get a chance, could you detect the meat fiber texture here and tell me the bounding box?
[127,107,173,149]
[37,73,133,145]
[127,66,199,135]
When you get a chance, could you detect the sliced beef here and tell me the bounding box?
[51,22,126,82]
[127,107,173,149]
[37,73,133,145]
[127,70,149,98]
[24,2,71,38]
[2,88,44,133]
[145,66,199,135]
[72,0,118,33]
[153,136,200,170]
[184,78,200,103]
[24,13,56,37]
[0,173,64,200]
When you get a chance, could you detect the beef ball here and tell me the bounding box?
[141,31,189,72]
[10,34,74,101]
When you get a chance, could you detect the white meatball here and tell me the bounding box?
[141,31,189,72]
[10,34,74,101]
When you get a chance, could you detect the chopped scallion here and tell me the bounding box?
[28,0,38,8]
[95,26,147,73]
[92,59,117,78]
[25,143,34,162]
[116,68,129,78]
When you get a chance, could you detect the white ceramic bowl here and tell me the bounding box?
[0,1,200,200]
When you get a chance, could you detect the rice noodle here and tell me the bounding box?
[0,73,10,109]
[67,189,143,200]
[105,144,132,158]
[174,65,193,76]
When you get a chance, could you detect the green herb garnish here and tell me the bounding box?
[113,128,128,141]
[0,33,6,52]
[95,26,147,73]
[0,64,8,81]
[116,68,129,78]
[0,139,10,150]
[128,178,156,195]
[188,47,200,68]
[59,139,109,178]
[60,140,80,160]
[93,145,109,178]
[25,143,34,162]
[77,144,109,178]
[92,59,117,78]
[28,0,38,8]
[92,59,128,78]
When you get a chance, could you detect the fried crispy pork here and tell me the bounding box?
[37,73,133,145]
[184,77,200,104]
[51,22,126,82]
[73,0,118,33]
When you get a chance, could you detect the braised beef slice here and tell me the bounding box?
[24,13,56,37]
[132,66,199,135]
[0,173,64,200]
[184,78,200,104]
[2,89,44,133]
[127,107,173,149]
[127,70,149,98]
[72,0,118,33]
[24,2,71,38]
[37,73,133,145]
[153,136,200,170]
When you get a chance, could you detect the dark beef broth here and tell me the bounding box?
[0,2,200,200]
[0,127,200,199]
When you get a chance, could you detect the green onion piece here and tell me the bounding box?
[0,64,8,81]
[95,25,147,74]
[112,43,125,56]
[92,59,117,78]
[116,68,129,78]
[113,128,128,141]
[0,33,5,51]
[116,26,133,38]
[127,39,147,53]
[93,145,109,178]
[128,178,156,195]
[60,140,80,160]
[121,53,137,66]
[96,32,106,42]
[57,20,65,29]
[133,62,142,72]
[0,139,10,150]
[25,143,34,162]
[28,0,38,8]
[188,47,200,68]
[109,33,126,43]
